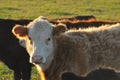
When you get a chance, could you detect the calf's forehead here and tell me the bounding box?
[28,20,53,38]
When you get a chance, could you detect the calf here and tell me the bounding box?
[0,16,96,80]
[12,17,120,80]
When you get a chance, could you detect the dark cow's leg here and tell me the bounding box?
[14,65,32,80]
[21,64,32,80]
[61,72,83,80]
[14,70,21,80]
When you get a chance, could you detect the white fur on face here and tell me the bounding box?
[26,19,54,65]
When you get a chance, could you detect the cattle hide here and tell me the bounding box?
[12,17,120,80]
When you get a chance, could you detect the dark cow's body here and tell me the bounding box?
[62,72,82,80]
[50,20,120,29]
[62,69,120,80]
[0,19,32,80]
[50,15,96,21]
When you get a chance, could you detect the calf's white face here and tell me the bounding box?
[12,18,54,65]
[12,16,67,67]
[28,20,54,64]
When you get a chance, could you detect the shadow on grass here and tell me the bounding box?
[50,11,75,16]
[1,7,20,11]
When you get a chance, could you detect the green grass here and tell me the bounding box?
[0,62,40,80]
[0,0,120,80]
[0,0,119,20]
[0,63,13,80]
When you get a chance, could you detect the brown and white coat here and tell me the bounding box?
[12,16,120,80]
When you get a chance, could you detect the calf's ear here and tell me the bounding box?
[12,25,28,39]
[53,23,67,36]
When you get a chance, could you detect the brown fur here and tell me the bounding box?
[44,23,120,80]
[53,24,67,36]
[45,35,88,80]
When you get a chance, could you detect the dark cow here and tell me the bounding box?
[0,19,32,80]
[50,15,96,21]
[50,19,120,29]
[61,72,82,80]
[61,69,120,80]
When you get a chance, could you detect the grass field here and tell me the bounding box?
[0,0,120,20]
[0,0,120,80]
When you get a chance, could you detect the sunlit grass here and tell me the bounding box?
[0,0,119,20]
[0,63,14,80]
[0,63,40,80]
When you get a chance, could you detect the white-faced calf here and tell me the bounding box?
[12,16,120,80]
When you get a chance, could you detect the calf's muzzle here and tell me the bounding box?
[31,55,43,64]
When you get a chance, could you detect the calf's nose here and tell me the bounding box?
[31,55,43,64]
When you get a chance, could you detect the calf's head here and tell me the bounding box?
[12,16,67,67]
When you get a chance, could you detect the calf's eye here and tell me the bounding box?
[47,38,51,41]
[46,37,51,45]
